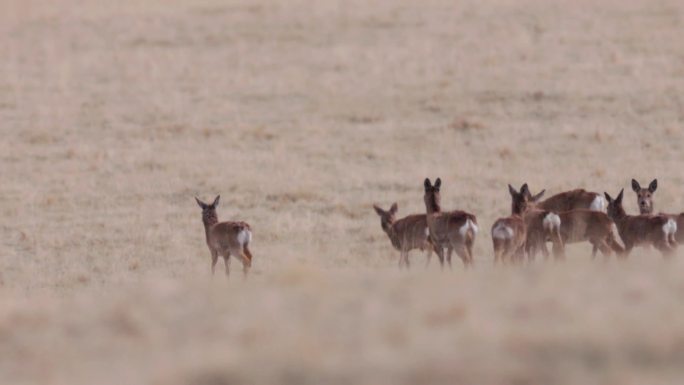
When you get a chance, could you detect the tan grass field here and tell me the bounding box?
[2,0,684,383]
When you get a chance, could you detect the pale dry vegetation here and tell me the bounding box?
[1,0,684,384]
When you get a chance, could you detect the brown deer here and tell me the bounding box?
[373,203,435,268]
[492,183,560,264]
[537,188,606,212]
[423,178,478,268]
[491,184,533,264]
[523,186,623,259]
[514,185,564,262]
[195,195,254,277]
[606,189,678,257]
[632,178,684,243]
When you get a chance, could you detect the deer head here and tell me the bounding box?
[604,189,626,221]
[631,179,657,214]
[373,203,398,233]
[195,195,220,225]
[508,183,545,216]
[423,178,442,214]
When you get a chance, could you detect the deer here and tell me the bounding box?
[522,186,624,260]
[423,178,478,268]
[373,203,436,269]
[195,195,254,277]
[492,184,563,264]
[631,178,684,243]
[605,189,678,257]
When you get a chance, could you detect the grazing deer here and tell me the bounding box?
[423,178,478,268]
[373,203,435,268]
[195,195,254,277]
[523,186,623,259]
[606,189,678,257]
[537,188,606,212]
[632,178,684,243]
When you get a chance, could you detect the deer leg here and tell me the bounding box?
[596,240,612,259]
[244,245,254,264]
[210,249,219,275]
[425,247,433,268]
[541,242,550,260]
[655,241,675,258]
[446,247,453,269]
[622,243,634,258]
[466,239,475,266]
[493,239,502,265]
[434,246,445,270]
[235,247,251,276]
[398,250,409,269]
[223,253,231,277]
[514,244,527,264]
[454,244,470,268]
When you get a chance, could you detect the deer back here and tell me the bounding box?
[208,221,252,250]
[538,189,604,212]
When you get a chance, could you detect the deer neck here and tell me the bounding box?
[424,196,441,214]
[610,208,628,227]
[202,211,219,238]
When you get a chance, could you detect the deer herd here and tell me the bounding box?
[373,178,681,269]
[194,178,682,277]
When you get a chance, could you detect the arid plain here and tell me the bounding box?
[2,0,684,384]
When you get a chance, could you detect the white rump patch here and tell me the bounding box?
[492,223,514,240]
[425,227,430,237]
[543,213,561,231]
[460,219,479,238]
[237,229,252,246]
[663,219,677,235]
[589,195,606,212]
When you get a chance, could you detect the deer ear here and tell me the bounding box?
[520,183,530,197]
[195,197,207,209]
[649,179,658,193]
[389,202,398,215]
[631,179,641,192]
[616,189,624,203]
[434,178,441,190]
[424,178,432,190]
[508,184,518,197]
[212,195,220,207]
[531,189,546,202]
[373,205,384,216]
[604,192,612,203]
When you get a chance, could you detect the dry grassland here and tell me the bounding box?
[1,0,684,384]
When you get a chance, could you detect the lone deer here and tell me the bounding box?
[195,195,253,277]
[606,189,677,257]
[423,178,478,268]
[631,178,684,243]
[373,203,435,268]
[523,186,623,259]
[492,184,562,263]
[537,188,606,212]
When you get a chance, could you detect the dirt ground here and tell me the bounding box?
[1,0,684,384]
